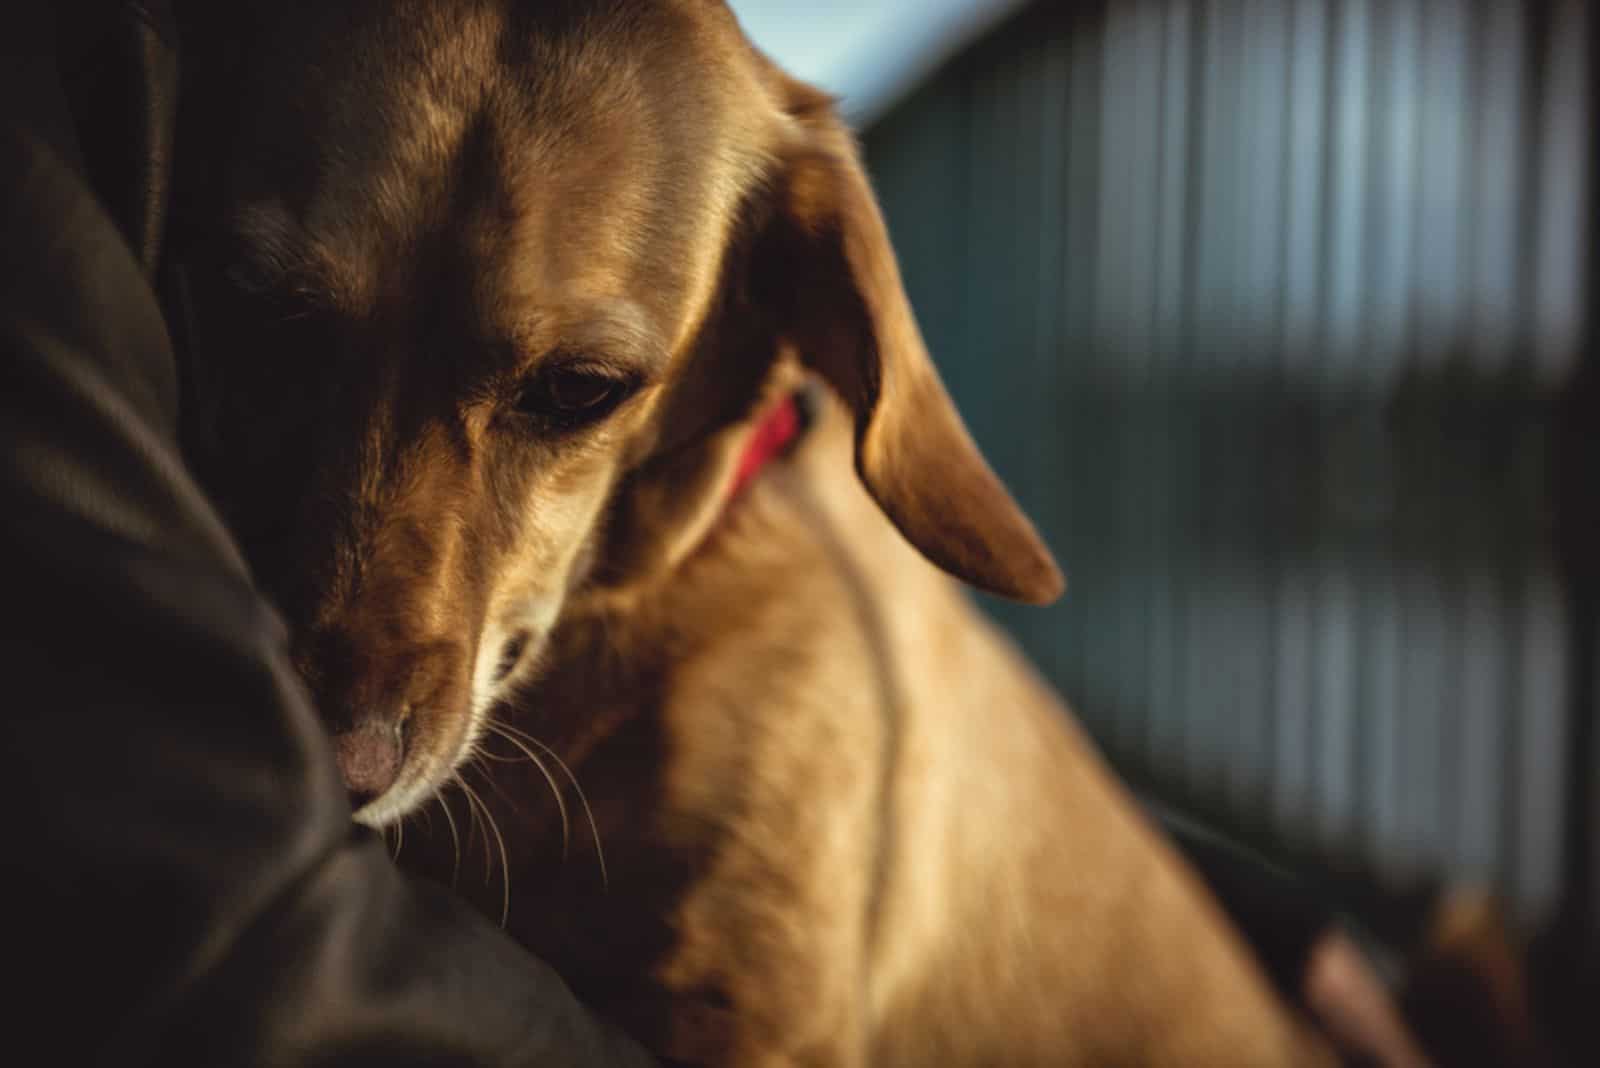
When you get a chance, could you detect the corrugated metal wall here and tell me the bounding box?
[863,0,1594,937]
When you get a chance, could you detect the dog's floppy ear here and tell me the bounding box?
[751,90,1063,604]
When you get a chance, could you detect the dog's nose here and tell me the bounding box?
[292,628,465,813]
[334,715,408,810]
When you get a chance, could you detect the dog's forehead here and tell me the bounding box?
[231,0,775,351]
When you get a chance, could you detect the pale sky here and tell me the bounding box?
[726,0,1026,127]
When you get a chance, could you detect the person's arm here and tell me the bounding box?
[1,5,653,1065]
[1147,799,1433,1068]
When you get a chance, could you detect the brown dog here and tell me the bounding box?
[171,1,1338,1063]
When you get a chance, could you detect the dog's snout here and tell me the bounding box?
[296,631,467,813]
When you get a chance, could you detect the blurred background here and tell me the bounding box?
[734,0,1595,1055]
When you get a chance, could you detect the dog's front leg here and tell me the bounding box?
[625,862,874,1068]
[632,745,881,1066]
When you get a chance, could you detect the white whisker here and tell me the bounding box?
[431,785,463,887]
[485,721,572,861]
[490,720,608,891]
[451,771,483,866]
[458,774,511,927]
[464,761,496,886]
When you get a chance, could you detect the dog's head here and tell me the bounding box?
[172,0,1061,826]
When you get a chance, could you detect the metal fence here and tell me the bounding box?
[863,0,1594,940]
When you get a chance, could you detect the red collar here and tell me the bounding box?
[727,391,806,501]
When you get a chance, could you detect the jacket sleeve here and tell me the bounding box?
[0,5,655,1066]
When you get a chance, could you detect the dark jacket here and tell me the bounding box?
[0,3,654,1064]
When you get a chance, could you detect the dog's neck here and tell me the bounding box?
[576,374,820,608]
[724,388,811,504]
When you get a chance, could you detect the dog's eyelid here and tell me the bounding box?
[214,253,343,318]
[534,357,647,411]
[208,233,363,318]
[541,350,635,382]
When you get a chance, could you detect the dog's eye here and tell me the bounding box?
[517,362,634,428]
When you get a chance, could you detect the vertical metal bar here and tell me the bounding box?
[1231,0,1289,823]
[1147,0,1192,777]
[1451,0,1505,887]
[1355,0,1414,881]
[1173,0,1210,796]
[1029,5,1071,696]
[1273,0,1328,835]
[1351,0,1391,870]
[1118,3,1166,764]
[1095,0,1136,756]
[1066,10,1105,733]
[1545,0,1600,950]
[1308,0,1348,849]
